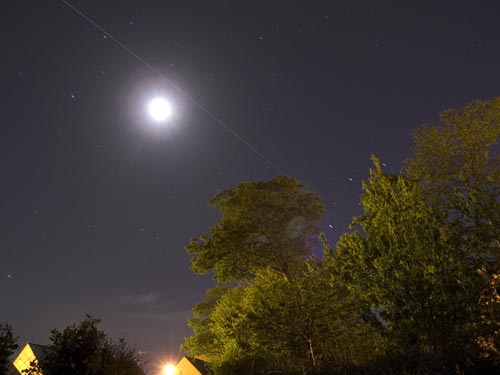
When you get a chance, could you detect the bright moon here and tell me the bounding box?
[148,97,172,122]
[163,364,176,375]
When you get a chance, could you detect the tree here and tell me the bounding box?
[186,176,324,283]
[183,177,324,370]
[338,157,479,373]
[407,98,500,273]
[0,324,18,375]
[406,97,500,370]
[25,315,145,375]
[337,98,500,373]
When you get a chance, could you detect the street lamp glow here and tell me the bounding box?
[163,363,176,375]
[148,97,172,122]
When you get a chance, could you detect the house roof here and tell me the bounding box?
[184,356,210,375]
[12,342,51,375]
[27,343,51,361]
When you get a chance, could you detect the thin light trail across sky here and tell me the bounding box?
[59,0,347,229]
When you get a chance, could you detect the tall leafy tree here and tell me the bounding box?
[0,324,18,375]
[407,97,500,369]
[407,98,500,272]
[338,98,500,373]
[338,158,477,372]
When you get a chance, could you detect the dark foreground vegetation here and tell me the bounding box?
[0,324,18,374]
[183,98,500,374]
[1,316,145,375]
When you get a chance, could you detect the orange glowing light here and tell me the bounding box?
[163,363,176,375]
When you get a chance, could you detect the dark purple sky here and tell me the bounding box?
[2,0,500,364]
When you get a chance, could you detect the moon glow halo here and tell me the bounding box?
[148,97,172,122]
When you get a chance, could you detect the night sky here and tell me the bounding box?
[2,0,500,364]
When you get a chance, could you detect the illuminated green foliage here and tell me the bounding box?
[407,98,500,275]
[184,249,384,374]
[338,98,500,373]
[182,286,229,362]
[183,178,383,374]
[186,176,324,282]
[208,258,384,374]
[338,157,478,372]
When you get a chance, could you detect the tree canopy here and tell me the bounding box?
[337,157,480,372]
[183,97,500,374]
[186,176,324,282]
[338,98,500,373]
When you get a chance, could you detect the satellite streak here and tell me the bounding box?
[58,0,347,229]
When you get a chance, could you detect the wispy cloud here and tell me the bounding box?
[123,309,192,322]
[112,292,191,323]
[116,292,162,306]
